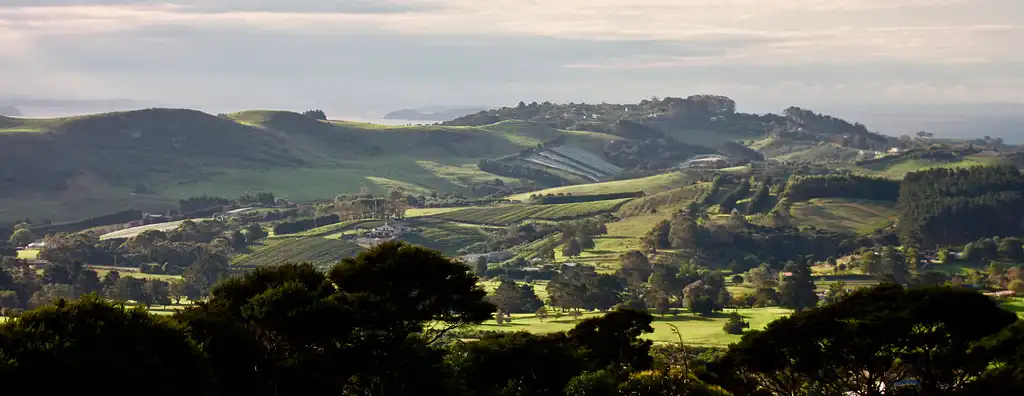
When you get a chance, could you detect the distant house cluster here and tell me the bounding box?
[679,154,732,170]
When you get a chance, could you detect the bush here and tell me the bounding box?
[722,312,750,335]
[1009,279,1024,295]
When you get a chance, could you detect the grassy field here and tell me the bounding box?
[99,220,189,240]
[429,199,632,226]
[853,154,1008,179]
[475,308,792,346]
[1002,297,1024,318]
[789,198,897,234]
[508,172,700,202]
[17,249,39,260]
[406,207,467,218]
[232,237,365,268]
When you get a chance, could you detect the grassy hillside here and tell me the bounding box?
[507,172,700,201]
[789,199,897,234]
[851,153,1009,179]
[0,109,623,223]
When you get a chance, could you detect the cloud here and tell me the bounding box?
[0,0,1021,114]
[0,1,438,14]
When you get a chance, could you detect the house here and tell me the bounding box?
[367,221,413,239]
[888,147,902,154]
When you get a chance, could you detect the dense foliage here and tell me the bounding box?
[272,214,341,235]
[898,165,1024,247]
[782,174,900,202]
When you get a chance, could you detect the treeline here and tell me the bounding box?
[478,159,569,186]
[2,242,1023,396]
[530,191,644,204]
[603,136,716,170]
[26,209,142,236]
[782,174,899,202]
[179,192,277,213]
[898,165,1024,247]
[271,214,341,235]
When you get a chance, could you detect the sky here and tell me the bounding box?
[1,0,1022,119]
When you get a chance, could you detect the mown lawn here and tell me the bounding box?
[475,307,792,346]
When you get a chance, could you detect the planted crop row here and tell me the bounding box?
[429,198,631,226]
[233,237,364,268]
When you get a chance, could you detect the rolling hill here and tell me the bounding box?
[0,109,619,223]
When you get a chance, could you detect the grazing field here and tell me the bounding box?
[233,237,365,268]
[789,198,897,234]
[429,199,631,226]
[853,154,1008,179]
[475,307,792,346]
[507,172,699,201]
[99,220,189,240]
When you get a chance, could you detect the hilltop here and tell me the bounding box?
[2,95,1013,224]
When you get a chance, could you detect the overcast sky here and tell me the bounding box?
[1,0,1022,118]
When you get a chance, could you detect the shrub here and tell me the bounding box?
[722,312,750,335]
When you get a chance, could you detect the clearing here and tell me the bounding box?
[789,199,897,234]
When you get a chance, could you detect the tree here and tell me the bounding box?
[143,279,172,307]
[577,234,596,250]
[168,279,200,304]
[8,228,34,247]
[228,230,247,252]
[645,220,672,250]
[488,279,543,314]
[730,275,743,284]
[668,216,700,250]
[618,368,732,396]
[328,241,495,342]
[302,109,327,120]
[722,312,749,335]
[27,284,74,308]
[860,250,884,275]
[777,261,818,312]
[473,256,488,277]
[710,284,1018,396]
[568,308,655,371]
[683,281,716,316]
[0,290,21,311]
[999,237,1024,261]
[938,247,951,264]
[183,253,230,296]
[0,296,215,396]
[617,250,653,286]
[1009,279,1024,295]
[563,239,583,258]
[243,223,268,243]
